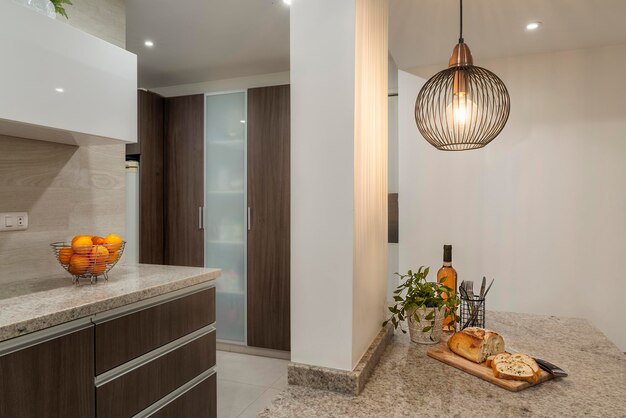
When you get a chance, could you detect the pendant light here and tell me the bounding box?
[415,0,510,151]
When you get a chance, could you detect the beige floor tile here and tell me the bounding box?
[217,351,289,387]
[217,379,266,418]
[237,388,282,418]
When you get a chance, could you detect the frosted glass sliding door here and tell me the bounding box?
[204,91,247,343]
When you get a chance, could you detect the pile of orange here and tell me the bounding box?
[58,234,123,276]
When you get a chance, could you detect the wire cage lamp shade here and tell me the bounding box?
[415,65,510,151]
[415,0,510,151]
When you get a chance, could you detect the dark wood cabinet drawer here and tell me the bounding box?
[95,287,215,374]
[0,326,94,418]
[150,373,217,418]
[96,329,216,418]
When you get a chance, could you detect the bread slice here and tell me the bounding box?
[492,361,539,383]
[490,352,540,383]
[492,352,511,366]
[509,353,540,375]
[447,327,505,363]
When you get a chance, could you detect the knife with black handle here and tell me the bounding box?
[534,358,569,377]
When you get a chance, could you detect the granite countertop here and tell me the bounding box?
[262,311,626,418]
[0,264,220,342]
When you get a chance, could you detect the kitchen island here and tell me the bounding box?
[262,311,626,418]
[0,264,220,418]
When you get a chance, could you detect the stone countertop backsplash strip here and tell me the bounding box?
[0,264,220,342]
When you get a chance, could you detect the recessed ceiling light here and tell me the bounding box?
[55,87,64,93]
[526,22,541,31]
[240,120,246,124]
[282,0,291,5]
[144,40,154,47]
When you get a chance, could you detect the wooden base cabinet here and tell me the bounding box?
[0,325,95,418]
[0,284,217,418]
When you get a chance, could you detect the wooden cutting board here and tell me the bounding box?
[427,343,553,391]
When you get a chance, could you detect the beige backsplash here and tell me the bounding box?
[0,138,126,283]
[0,0,128,284]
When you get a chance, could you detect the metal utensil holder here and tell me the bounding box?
[460,295,485,329]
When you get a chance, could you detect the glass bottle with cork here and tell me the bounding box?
[437,244,457,331]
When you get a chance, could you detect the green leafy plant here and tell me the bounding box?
[383,266,459,334]
[51,0,72,19]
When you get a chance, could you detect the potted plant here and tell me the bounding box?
[383,266,459,344]
[51,0,72,18]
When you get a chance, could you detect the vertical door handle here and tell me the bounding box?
[247,207,251,231]
[199,207,204,230]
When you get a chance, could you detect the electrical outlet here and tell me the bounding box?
[0,212,28,232]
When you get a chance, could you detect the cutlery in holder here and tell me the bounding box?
[460,294,485,329]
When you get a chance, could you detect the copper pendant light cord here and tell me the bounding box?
[449,0,473,68]
[459,0,464,43]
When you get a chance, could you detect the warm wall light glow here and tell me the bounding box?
[55,87,64,93]
[144,40,154,47]
[282,0,291,5]
[526,22,541,31]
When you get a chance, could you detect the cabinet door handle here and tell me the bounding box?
[247,207,251,231]
[199,207,204,230]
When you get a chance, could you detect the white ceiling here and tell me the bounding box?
[127,0,626,88]
[126,0,290,88]
[389,0,626,70]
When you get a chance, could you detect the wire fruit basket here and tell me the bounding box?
[51,241,125,285]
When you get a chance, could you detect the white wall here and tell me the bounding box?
[290,0,357,371]
[291,0,388,371]
[387,53,399,304]
[352,0,388,365]
[398,44,626,350]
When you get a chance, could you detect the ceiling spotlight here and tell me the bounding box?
[526,22,541,31]
[144,40,154,47]
[282,0,291,5]
[55,87,64,93]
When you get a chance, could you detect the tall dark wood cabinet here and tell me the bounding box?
[127,90,166,265]
[247,85,291,351]
[132,87,291,351]
[164,94,205,267]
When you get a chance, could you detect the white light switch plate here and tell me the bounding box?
[0,212,28,232]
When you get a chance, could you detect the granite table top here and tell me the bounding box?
[261,311,626,418]
[0,264,220,342]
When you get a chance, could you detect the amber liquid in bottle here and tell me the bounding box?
[437,245,457,331]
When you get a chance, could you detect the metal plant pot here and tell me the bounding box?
[406,306,445,344]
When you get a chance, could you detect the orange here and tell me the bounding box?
[69,255,91,275]
[92,236,105,245]
[90,245,109,264]
[91,262,107,275]
[58,247,73,265]
[107,250,120,264]
[72,235,94,255]
[89,245,109,275]
[104,234,123,252]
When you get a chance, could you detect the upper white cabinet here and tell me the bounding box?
[0,2,137,146]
